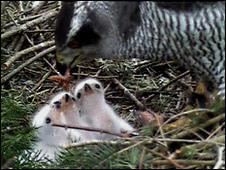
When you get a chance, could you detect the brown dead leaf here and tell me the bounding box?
[49,69,72,91]
[138,110,164,126]
[163,117,192,132]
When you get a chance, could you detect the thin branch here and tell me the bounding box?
[1,8,58,40]
[65,140,132,149]
[66,136,225,149]
[154,111,168,148]
[138,148,146,169]
[8,35,20,51]
[14,36,25,52]
[113,78,145,110]
[72,72,118,79]
[4,40,55,67]
[213,146,225,169]
[1,1,10,13]
[1,46,56,84]
[206,122,225,140]
[145,70,190,101]
[161,108,212,128]
[5,5,40,52]
[43,58,61,76]
[31,70,52,92]
[152,159,215,166]
[161,71,190,90]
[147,136,225,146]
[3,14,42,29]
[180,135,225,152]
[52,123,132,138]
[172,113,225,139]
[25,29,55,33]
[32,1,48,15]
[145,147,185,169]
[156,108,212,136]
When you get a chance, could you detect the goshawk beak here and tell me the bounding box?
[56,48,83,75]
[56,52,69,76]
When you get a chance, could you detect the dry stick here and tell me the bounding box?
[152,159,215,166]
[4,40,55,67]
[162,108,212,128]
[146,137,225,146]
[31,70,52,92]
[15,36,25,52]
[25,29,55,33]
[155,70,190,94]
[43,58,61,76]
[66,136,224,149]
[5,7,38,55]
[1,46,56,84]
[5,9,21,50]
[113,78,145,110]
[163,70,192,91]
[134,60,161,71]
[195,152,216,160]
[1,126,25,133]
[156,108,212,136]
[171,113,225,139]
[28,89,51,99]
[145,70,190,101]
[35,25,45,41]
[136,89,181,95]
[1,156,17,169]
[20,2,47,49]
[152,61,176,68]
[18,1,24,12]
[145,147,185,169]
[181,135,225,152]
[1,8,58,40]
[3,13,42,29]
[65,140,132,149]
[8,35,20,51]
[65,135,224,151]
[154,112,168,148]
[72,73,118,79]
[213,146,225,169]
[1,1,10,12]
[32,1,48,15]
[206,122,225,140]
[31,59,59,91]
[138,148,146,169]
[52,123,128,138]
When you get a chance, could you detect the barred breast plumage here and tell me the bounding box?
[55,1,225,98]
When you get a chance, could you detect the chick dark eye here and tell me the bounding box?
[77,92,81,99]
[95,84,100,89]
[65,94,70,102]
[46,117,51,124]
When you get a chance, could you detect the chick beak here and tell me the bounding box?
[84,83,93,93]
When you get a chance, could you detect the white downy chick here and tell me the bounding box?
[32,91,85,161]
[73,78,134,140]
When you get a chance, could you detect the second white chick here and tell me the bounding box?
[73,78,134,140]
[32,91,86,161]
